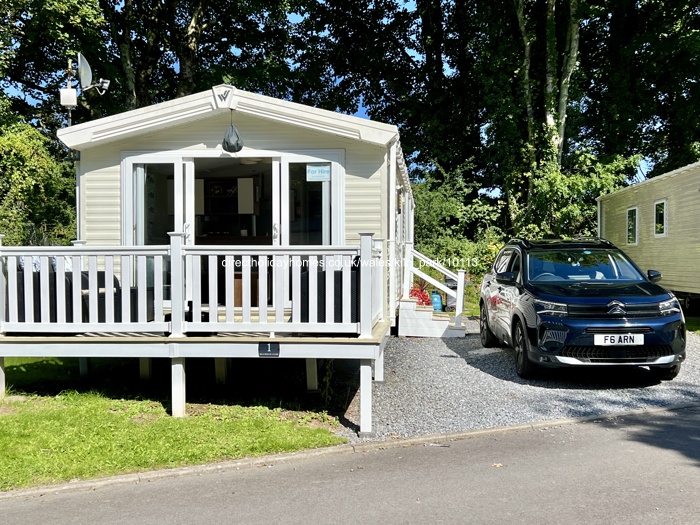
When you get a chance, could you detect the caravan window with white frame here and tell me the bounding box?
[654,200,667,237]
[626,207,638,245]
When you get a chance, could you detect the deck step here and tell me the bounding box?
[397,299,466,338]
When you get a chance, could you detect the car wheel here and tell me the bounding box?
[480,303,498,348]
[514,321,537,379]
[649,364,681,381]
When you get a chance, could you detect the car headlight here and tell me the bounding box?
[534,299,568,317]
[659,297,682,316]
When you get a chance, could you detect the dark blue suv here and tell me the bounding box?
[480,239,686,380]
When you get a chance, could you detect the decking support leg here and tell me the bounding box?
[374,347,384,382]
[214,358,227,385]
[171,358,186,417]
[139,358,152,380]
[79,358,89,378]
[306,358,318,392]
[0,357,5,399]
[359,359,373,436]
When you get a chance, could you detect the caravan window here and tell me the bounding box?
[626,207,638,245]
[654,200,667,237]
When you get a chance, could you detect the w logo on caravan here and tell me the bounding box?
[217,90,230,103]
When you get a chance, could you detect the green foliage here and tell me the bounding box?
[416,229,503,279]
[413,161,501,239]
[2,1,699,244]
[516,153,640,238]
[0,98,75,245]
[412,161,503,278]
[579,0,700,175]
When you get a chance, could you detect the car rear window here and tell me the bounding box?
[527,249,645,282]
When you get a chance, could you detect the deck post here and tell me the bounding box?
[305,358,318,391]
[0,234,5,334]
[0,357,5,399]
[359,233,374,339]
[171,357,186,417]
[168,232,186,338]
[373,238,385,323]
[454,269,466,328]
[402,242,414,298]
[79,358,89,378]
[359,359,373,435]
[139,358,152,380]
[373,346,384,382]
[214,358,227,384]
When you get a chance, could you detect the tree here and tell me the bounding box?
[0,95,75,245]
[578,1,700,176]
[2,0,698,245]
[2,0,311,126]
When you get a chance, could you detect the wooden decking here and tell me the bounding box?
[0,234,388,434]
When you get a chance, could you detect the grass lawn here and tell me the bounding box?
[686,317,700,334]
[0,357,349,492]
[463,281,480,317]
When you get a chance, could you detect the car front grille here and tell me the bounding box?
[567,303,661,319]
[584,327,653,334]
[559,345,674,363]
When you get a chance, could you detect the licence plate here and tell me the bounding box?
[594,334,644,346]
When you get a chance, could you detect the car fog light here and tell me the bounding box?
[539,356,550,363]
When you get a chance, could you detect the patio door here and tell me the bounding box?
[276,158,334,307]
[129,158,195,245]
[279,161,331,246]
[128,157,195,301]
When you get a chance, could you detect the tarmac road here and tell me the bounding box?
[2,405,700,525]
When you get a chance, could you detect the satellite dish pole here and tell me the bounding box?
[60,59,78,127]
[59,52,111,126]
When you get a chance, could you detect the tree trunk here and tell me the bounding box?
[416,0,446,94]
[174,2,206,98]
[100,0,138,109]
[556,0,580,164]
[544,0,557,135]
[514,0,536,209]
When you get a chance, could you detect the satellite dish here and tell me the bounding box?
[77,53,93,90]
[60,52,111,125]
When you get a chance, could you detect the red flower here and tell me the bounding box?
[409,286,431,306]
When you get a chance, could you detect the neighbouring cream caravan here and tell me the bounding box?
[598,160,700,307]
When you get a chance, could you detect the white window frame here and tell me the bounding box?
[654,199,667,238]
[121,149,346,246]
[626,206,639,246]
[279,150,345,246]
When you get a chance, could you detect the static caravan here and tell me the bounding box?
[0,85,411,433]
[598,160,700,306]
[0,86,468,434]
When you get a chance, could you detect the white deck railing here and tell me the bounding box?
[0,233,379,338]
[403,246,468,328]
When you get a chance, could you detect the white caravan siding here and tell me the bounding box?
[599,163,700,295]
[77,111,388,246]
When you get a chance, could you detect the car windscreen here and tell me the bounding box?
[527,249,645,283]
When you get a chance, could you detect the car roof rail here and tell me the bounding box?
[571,236,614,246]
[507,238,531,249]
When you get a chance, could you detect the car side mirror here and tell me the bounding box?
[648,270,662,282]
[496,271,516,285]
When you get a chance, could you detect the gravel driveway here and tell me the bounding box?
[341,321,700,442]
